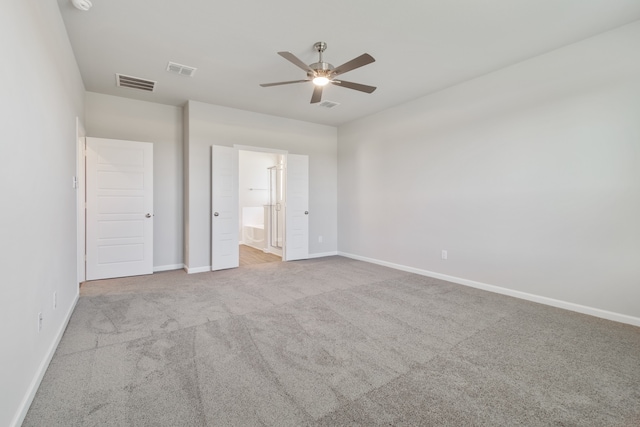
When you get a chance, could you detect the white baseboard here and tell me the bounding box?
[338,251,640,327]
[185,265,211,274]
[308,251,338,259]
[12,291,79,427]
[243,243,266,251]
[153,264,184,273]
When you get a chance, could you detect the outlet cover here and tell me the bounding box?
[441,250,448,260]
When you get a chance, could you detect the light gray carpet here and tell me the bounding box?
[23,256,640,426]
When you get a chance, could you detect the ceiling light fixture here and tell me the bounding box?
[312,76,329,86]
[71,0,93,11]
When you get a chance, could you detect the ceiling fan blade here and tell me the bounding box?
[310,85,323,104]
[278,51,314,73]
[331,53,375,76]
[331,80,377,93]
[260,80,309,87]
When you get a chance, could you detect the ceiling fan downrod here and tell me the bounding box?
[310,42,333,77]
[314,41,327,62]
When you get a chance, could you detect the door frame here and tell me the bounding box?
[232,145,301,264]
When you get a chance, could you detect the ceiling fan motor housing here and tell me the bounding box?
[310,42,333,77]
[308,62,334,78]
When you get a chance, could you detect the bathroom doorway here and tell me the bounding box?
[238,149,285,267]
[211,144,308,271]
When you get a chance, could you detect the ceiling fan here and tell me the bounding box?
[260,42,376,104]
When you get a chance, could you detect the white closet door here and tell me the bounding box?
[86,137,153,280]
[285,154,309,261]
[211,145,239,271]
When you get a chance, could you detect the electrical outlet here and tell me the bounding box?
[53,291,57,309]
[38,313,43,332]
[318,235,323,243]
[441,250,448,260]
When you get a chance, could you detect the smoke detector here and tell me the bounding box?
[71,0,92,11]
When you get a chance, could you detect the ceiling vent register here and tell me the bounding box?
[167,62,197,77]
[115,74,156,91]
[318,100,340,108]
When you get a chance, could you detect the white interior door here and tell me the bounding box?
[211,145,239,270]
[285,154,309,261]
[76,119,86,284]
[86,137,153,280]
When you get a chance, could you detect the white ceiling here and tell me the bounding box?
[57,0,640,127]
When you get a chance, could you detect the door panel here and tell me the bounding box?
[86,138,153,280]
[211,146,239,271]
[285,154,309,261]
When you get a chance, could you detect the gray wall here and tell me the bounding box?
[85,92,184,270]
[185,101,338,270]
[0,1,85,425]
[338,22,640,321]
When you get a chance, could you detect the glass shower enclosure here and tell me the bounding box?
[268,164,285,252]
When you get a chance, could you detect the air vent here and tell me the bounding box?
[116,74,156,92]
[166,62,197,77]
[317,100,340,109]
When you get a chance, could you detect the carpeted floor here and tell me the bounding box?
[23,256,640,426]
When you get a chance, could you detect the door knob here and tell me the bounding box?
[145,213,151,218]
[214,212,219,217]
[304,211,309,215]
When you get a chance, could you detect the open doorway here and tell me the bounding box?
[238,150,285,267]
[212,145,308,271]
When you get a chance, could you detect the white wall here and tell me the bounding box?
[85,92,184,270]
[338,21,640,322]
[185,101,338,270]
[0,1,85,426]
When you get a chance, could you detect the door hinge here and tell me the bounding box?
[84,254,87,262]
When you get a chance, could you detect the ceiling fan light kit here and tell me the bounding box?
[312,76,329,86]
[260,41,376,104]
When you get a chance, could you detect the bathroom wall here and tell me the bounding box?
[238,150,278,239]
